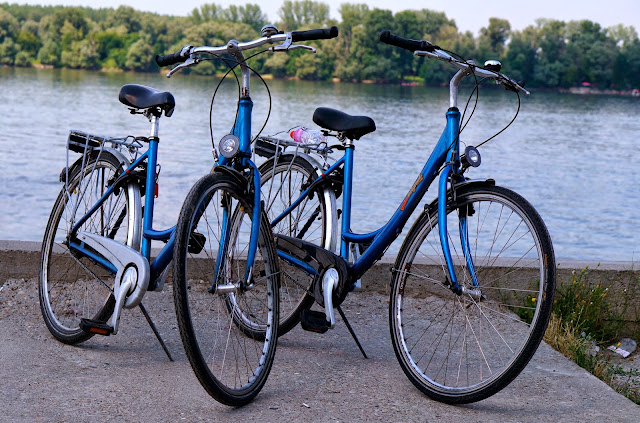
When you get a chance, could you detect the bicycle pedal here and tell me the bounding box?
[188,231,206,254]
[80,318,114,336]
[300,309,330,333]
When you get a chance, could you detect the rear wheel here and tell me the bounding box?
[39,151,140,344]
[173,172,280,406]
[259,154,335,335]
[390,184,555,404]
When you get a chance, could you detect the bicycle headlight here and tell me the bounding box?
[462,146,481,168]
[219,134,240,159]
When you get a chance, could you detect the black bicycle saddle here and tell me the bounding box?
[119,84,175,117]
[312,107,376,140]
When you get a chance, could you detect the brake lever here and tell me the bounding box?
[288,44,316,53]
[498,75,530,95]
[271,32,316,53]
[166,55,199,78]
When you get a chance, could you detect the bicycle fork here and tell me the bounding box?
[437,165,483,299]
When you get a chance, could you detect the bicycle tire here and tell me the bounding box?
[390,184,555,404]
[259,154,334,335]
[39,151,140,344]
[173,172,280,406]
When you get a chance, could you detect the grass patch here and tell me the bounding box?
[545,267,640,404]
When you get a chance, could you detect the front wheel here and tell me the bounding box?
[390,184,555,404]
[173,172,280,406]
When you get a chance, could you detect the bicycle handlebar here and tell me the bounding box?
[155,48,190,67]
[292,26,339,42]
[379,30,435,53]
[155,26,339,69]
[379,30,529,95]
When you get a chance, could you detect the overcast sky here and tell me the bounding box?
[14,0,640,35]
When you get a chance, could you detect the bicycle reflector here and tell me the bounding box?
[462,146,481,168]
[219,134,240,158]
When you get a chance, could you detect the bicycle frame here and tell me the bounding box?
[67,134,177,289]
[272,106,473,293]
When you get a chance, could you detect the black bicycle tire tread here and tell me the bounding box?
[173,172,280,406]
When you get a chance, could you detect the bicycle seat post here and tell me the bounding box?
[143,108,161,141]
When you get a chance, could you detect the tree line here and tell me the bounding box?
[1,1,639,89]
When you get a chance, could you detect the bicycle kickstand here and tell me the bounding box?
[336,305,368,359]
[139,302,174,362]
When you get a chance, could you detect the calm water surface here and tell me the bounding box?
[1,67,638,262]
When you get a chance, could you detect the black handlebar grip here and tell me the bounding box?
[291,26,339,42]
[155,50,186,67]
[378,30,435,52]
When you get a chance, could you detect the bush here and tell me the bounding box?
[553,268,621,341]
[14,50,31,67]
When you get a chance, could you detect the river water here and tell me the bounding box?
[1,67,638,262]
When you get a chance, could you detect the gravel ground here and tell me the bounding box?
[1,277,639,422]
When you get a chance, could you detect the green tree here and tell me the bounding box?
[0,37,18,64]
[504,26,538,84]
[622,38,640,88]
[264,52,289,77]
[190,3,221,24]
[106,6,141,33]
[565,20,617,87]
[14,50,32,67]
[60,38,99,69]
[533,19,568,87]
[125,38,154,71]
[238,4,267,32]
[16,28,41,54]
[350,8,399,81]
[479,17,511,59]
[279,0,329,30]
[50,7,88,39]
[0,9,19,41]
[37,38,60,66]
[607,24,638,47]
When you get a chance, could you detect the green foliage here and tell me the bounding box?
[544,267,640,405]
[0,2,638,89]
[279,0,329,30]
[479,17,511,58]
[14,50,31,67]
[37,38,59,66]
[190,3,266,32]
[60,39,99,69]
[16,28,40,53]
[0,37,17,64]
[553,268,624,342]
[0,8,19,41]
[125,38,154,71]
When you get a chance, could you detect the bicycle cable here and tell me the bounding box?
[441,48,523,152]
[475,90,520,148]
[202,48,274,150]
[201,54,241,150]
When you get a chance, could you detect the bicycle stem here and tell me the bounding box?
[226,40,251,98]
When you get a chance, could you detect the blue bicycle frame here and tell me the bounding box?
[272,107,473,293]
[213,97,262,284]
[67,96,261,289]
[67,133,176,289]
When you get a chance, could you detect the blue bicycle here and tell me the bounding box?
[38,25,338,406]
[256,31,556,404]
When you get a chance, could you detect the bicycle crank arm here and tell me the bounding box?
[322,268,339,328]
[78,231,150,334]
